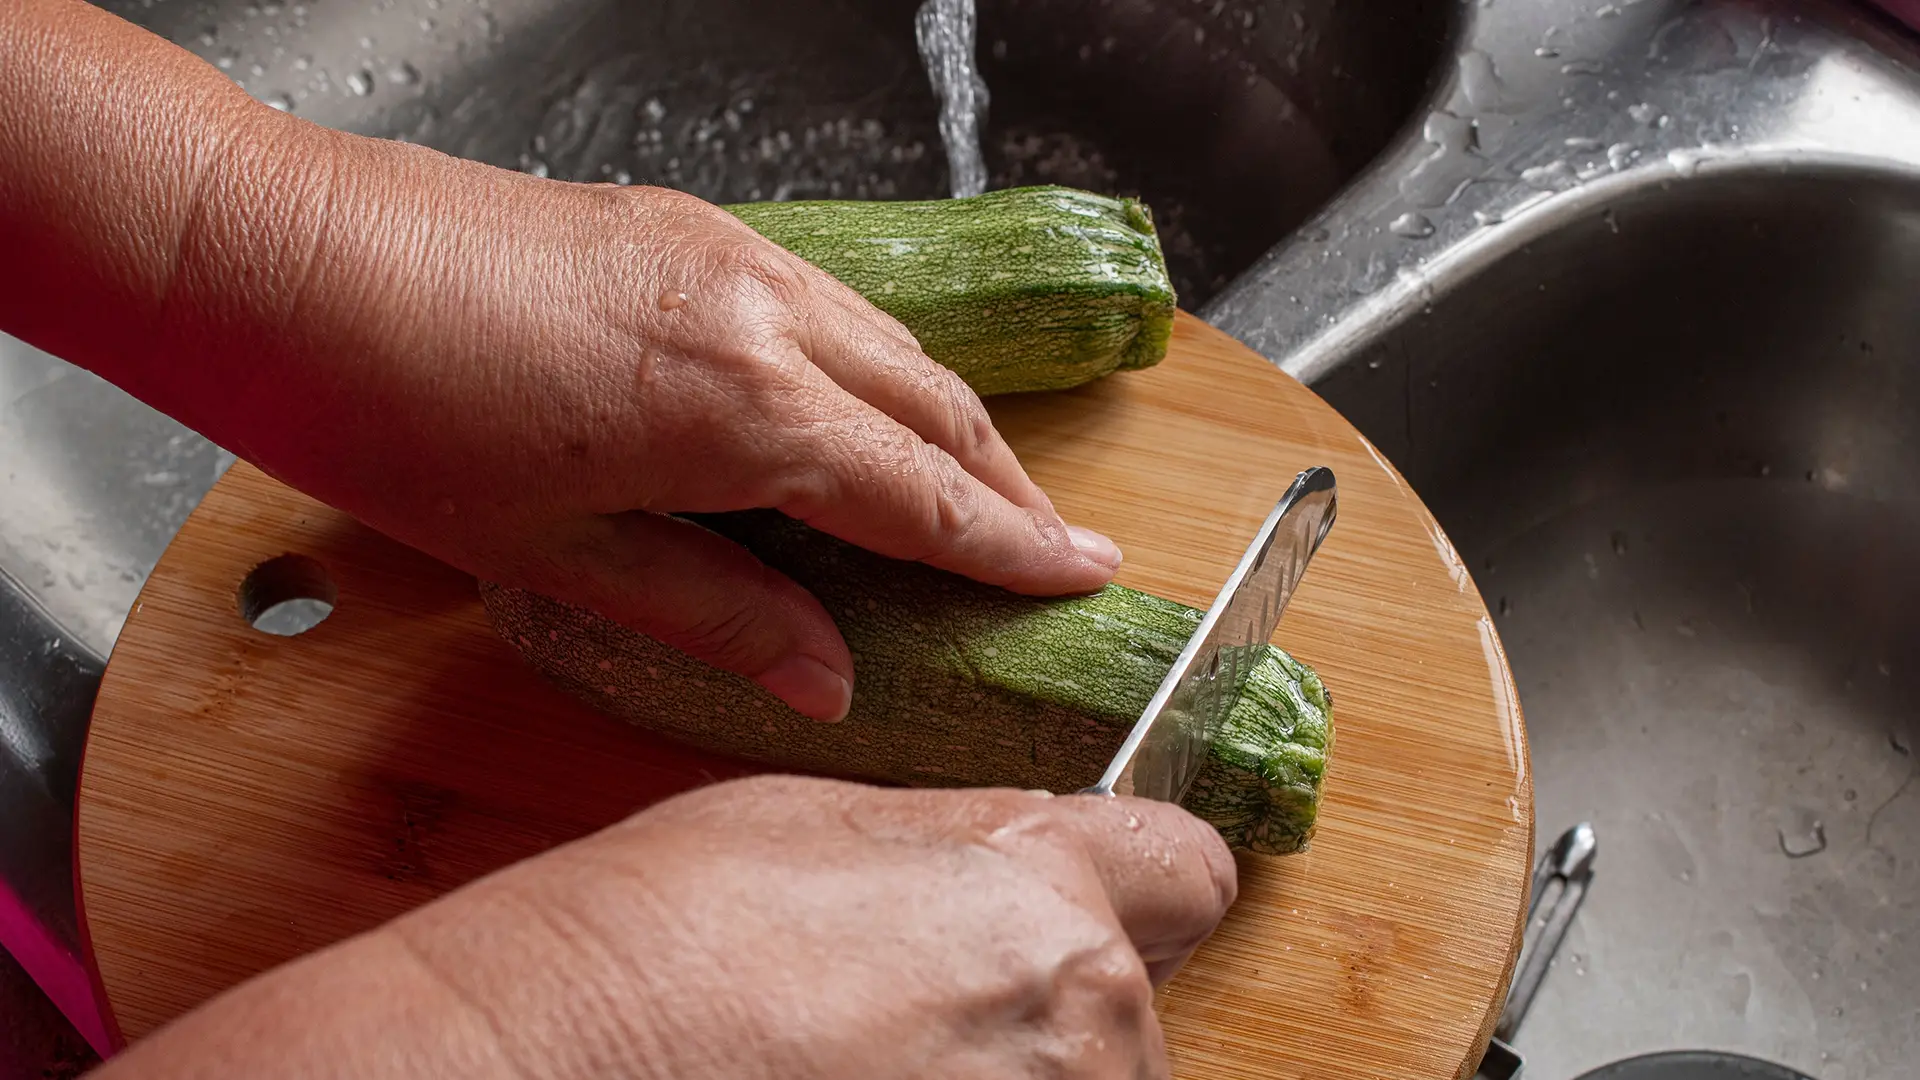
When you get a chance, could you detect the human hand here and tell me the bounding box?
[199,146,1122,720]
[102,778,1238,1080]
[0,5,1121,723]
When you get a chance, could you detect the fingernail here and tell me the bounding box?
[760,656,853,723]
[1067,525,1124,569]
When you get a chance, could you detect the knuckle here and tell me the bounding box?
[933,368,996,457]
[927,448,983,545]
[727,242,810,305]
[1082,939,1155,1010]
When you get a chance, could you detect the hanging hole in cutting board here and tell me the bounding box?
[237,554,338,637]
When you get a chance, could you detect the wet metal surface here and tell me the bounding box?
[1213,4,1920,1077]
[5,0,1920,1076]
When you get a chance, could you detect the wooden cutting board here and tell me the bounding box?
[75,313,1532,1078]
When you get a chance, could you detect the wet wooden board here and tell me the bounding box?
[76,312,1532,1078]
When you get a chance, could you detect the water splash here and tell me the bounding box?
[914,0,990,198]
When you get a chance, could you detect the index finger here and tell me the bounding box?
[769,364,1122,596]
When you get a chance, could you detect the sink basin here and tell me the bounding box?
[1206,2,1920,1076]
[102,0,1452,303]
[1321,164,1920,1080]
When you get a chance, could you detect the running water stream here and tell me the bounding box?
[913,0,990,198]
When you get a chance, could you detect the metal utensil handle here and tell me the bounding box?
[1494,822,1598,1044]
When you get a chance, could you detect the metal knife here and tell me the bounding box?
[1084,466,1338,803]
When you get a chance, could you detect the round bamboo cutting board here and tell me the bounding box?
[76,313,1532,1078]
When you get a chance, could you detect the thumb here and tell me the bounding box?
[502,511,855,722]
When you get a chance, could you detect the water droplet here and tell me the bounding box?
[1457,50,1512,113]
[1521,160,1577,189]
[1610,531,1629,556]
[264,93,294,111]
[1535,46,1561,58]
[1389,212,1435,239]
[387,62,419,85]
[1607,142,1637,171]
[1668,148,1704,177]
[1777,809,1827,858]
[1844,789,1857,801]
[1561,58,1606,76]
[659,291,689,311]
[1400,110,1482,209]
[197,26,218,46]
[294,54,311,71]
[1126,813,1142,831]
[1628,102,1659,125]
[344,69,373,96]
[524,159,548,178]
[1498,597,1512,616]
[614,169,632,186]
[215,50,238,70]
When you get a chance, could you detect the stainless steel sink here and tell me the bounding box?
[1322,165,1920,1080]
[5,0,1920,1075]
[1204,1,1920,1077]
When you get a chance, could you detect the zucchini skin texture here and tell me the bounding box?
[481,512,1330,855]
[723,186,1177,396]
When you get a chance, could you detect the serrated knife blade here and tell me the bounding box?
[1084,466,1338,803]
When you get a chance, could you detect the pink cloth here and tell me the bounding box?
[0,878,116,1057]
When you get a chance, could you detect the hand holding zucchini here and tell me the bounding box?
[484,185,1331,855]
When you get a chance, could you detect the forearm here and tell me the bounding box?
[0,0,299,405]
[92,830,688,1080]
[90,925,524,1080]
[0,0,557,483]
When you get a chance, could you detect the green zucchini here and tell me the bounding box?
[723,186,1177,396]
[481,512,1332,855]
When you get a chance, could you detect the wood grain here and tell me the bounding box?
[75,313,1532,1078]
